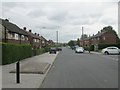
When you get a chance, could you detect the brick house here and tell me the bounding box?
[23,28,42,49]
[47,40,55,46]
[80,30,117,50]
[41,36,48,48]
[0,18,30,44]
[0,18,54,49]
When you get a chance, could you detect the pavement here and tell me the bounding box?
[2,52,59,88]
[41,48,118,88]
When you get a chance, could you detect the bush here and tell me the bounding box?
[35,48,46,55]
[2,43,32,65]
[90,45,94,51]
[32,46,50,56]
[98,43,120,50]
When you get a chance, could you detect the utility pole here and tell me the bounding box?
[56,31,58,46]
[82,27,84,46]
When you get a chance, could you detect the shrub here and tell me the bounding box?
[2,43,32,65]
[98,43,120,50]
[90,45,94,51]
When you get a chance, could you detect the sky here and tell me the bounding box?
[0,0,119,43]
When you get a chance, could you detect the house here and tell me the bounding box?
[23,27,42,49]
[40,36,48,48]
[0,18,30,44]
[47,40,55,46]
[0,18,53,49]
[80,30,117,50]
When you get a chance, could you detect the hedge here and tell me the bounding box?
[32,46,50,56]
[98,43,120,50]
[2,43,32,65]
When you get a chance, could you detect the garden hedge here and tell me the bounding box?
[98,43,120,50]
[2,43,32,65]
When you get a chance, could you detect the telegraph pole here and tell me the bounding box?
[82,27,84,46]
[56,31,58,46]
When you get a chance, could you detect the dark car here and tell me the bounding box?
[71,46,75,50]
[49,47,57,54]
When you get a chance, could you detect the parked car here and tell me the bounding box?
[49,47,57,54]
[101,46,120,55]
[75,47,84,53]
[57,47,62,51]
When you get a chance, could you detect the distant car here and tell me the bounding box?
[57,47,62,51]
[49,47,57,54]
[75,47,84,53]
[71,46,75,50]
[101,46,120,55]
[68,46,70,48]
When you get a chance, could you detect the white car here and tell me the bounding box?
[101,46,120,55]
[75,47,84,53]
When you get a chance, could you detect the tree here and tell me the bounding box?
[68,40,75,47]
[77,38,80,46]
[102,26,120,44]
[80,34,88,39]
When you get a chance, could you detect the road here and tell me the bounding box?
[40,47,118,88]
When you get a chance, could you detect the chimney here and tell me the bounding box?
[101,30,103,32]
[38,34,39,36]
[98,31,100,34]
[29,29,32,32]
[5,19,9,22]
[23,27,26,31]
[93,34,94,36]
[35,33,37,35]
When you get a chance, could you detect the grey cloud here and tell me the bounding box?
[2,2,25,8]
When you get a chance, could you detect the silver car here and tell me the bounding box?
[101,46,120,55]
[75,47,84,53]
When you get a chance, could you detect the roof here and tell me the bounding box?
[41,36,47,41]
[80,31,107,41]
[92,31,107,38]
[0,18,28,36]
[26,31,41,39]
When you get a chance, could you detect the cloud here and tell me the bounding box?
[1,1,118,43]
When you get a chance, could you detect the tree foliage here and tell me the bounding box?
[77,38,80,46]
[101,26,120,44]
[68,40,75,47]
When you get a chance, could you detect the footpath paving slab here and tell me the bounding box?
[2,52,59,88]
[10,62,50,74]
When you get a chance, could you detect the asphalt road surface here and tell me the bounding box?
[40,47,118,88]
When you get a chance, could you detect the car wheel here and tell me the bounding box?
[104,51,109,55]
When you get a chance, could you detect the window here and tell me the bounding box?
[34,39,37,42]
[103,36,106,40]
[21,35,25,40]
[15,33,19,40]
[97,37,99,40]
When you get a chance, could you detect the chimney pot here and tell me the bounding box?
[29,30,32,32]
[35,33,36,35]
[5,19,9,22]
[23,27,26,30]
